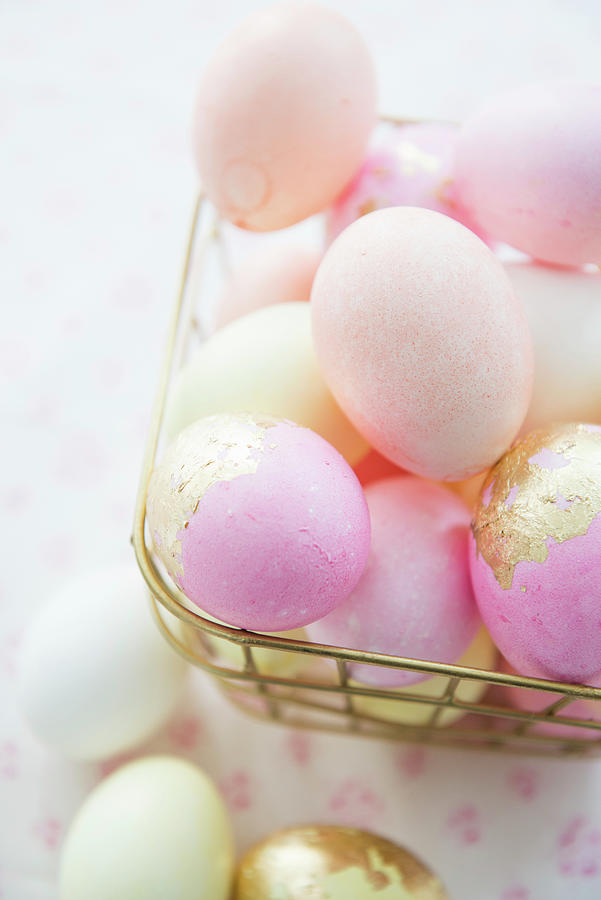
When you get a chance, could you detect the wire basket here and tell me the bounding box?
[132,174,601,758]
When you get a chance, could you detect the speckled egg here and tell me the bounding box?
[192,3,376,230]
[452,81,601,265]
[214,242,321,330]
[165,302,368,465]
[306,476,480,687]
[311,207,534,480]
[234,826,448,899]
[352,627,497,727]
[469,423,601,683]
[505,262,601,434]
[327,121,486,243]
[147,413,371,632]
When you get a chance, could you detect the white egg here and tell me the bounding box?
[505,262,601,433]
[60,755,234,900]
[19,565,187,760]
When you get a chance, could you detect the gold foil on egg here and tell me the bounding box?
[472,423,601,590]
[147,412,278,581]
[234,826,447,899]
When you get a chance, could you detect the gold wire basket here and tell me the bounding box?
[133,175,601,758]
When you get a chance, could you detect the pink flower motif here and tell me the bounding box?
[96,356,126,391]
[110,272,156,311]
[328,778,385,829]
[1,631,23,677]
[447,804,481,845]
[0,740,19,779]
[500,887,529,900]
[507,767,539,801]
[558,816,601,877]
[0,485,30,514]
[285,731,312,766]
[39,533,79,572]
[33,818,61,851]
[168,716,202,751]
[28,393,61,427]
[55,431,108,488]
[396,746,427,779]
[220,770,252,811]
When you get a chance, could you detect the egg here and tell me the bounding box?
[306,476,480,687]
[147,413,371,632]
[19,566,187,761]
[353,448,405,487]
[352,627,497,727]
[311,207,533,481]
[59,756,234,900]
[452,81,601,265]
[469,423,601,683]
[505,262,601,434]
[234,826,448,899]
[165,302,368,465]
[214,242,321,330]
[327,121,486,243]
[192,3,376,230]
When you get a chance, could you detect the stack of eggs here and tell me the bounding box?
[146,1,601,733]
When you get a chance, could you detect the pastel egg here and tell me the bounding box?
[311,207,534,480]
[60,756,234,900]
[147,413,371,632]
[214,242,321,330]
[165,302,369,465]
[193,3,376,230]
[19,566,187,761]
[234,826,448,899]
[452,81,601,265]
[306,476,480,687]
[352,627,497,727]
[469,423,601,683]
[505,262,601,434]
[327,121,486,243]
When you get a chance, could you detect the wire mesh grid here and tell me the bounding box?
[132,184,601,758]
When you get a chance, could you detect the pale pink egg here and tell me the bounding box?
[352,448,404,487]
[469,423,601,684]
[452,81,601,265]
[192,3,376,231]
[326,122,486,243]
[306,476,480,687]
[311,207,534,481]
[214,243,321,331]
[147,413,370,632]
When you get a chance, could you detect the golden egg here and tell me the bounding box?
[234,826,447,899]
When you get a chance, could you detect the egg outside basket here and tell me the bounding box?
[132,186,601,758]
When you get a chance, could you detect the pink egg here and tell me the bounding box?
[311,207,534,481]
[469,423,601,684]
[192,3,376,231]
[327,122,486,243]
[452,81,601,265]
[306,476,480,687]
[352,448,404,487]
[147,413,370,632]
[214,243,321,331]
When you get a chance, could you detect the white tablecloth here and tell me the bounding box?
[2,1,601,897]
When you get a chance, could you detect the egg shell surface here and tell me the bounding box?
[311,207,533,480]
[452,81,601,265]
[59,756,234,900]
[147,413,371,632]
[469,423,601,683]
[306,475,480,687]
[193,3,376,230]
[165,302,368,465]
[19,566,187,761]
[505,262,601,434]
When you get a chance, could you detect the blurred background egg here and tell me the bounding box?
[234,825,448,899]
[19,565,187,761]
[213,242,321,330]
[326,121,486,243]
[311,206,534,481]
[306,476,480,687]
[59,756,234,900]
[147,413,370,632]
[469,423,601,683]
[192,2,376,230]
[452,81,601,265]
[165,302,368,464]
[351,627,497,727]
[505,261,601,434]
